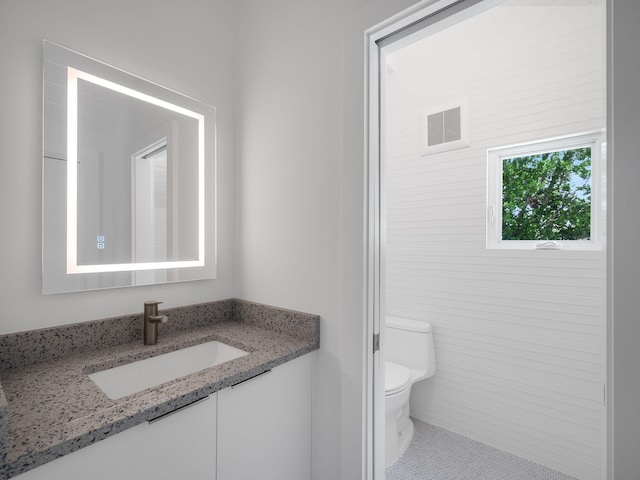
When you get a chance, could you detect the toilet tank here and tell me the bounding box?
[385,316,435,380]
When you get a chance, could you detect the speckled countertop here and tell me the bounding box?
[0,299,319,479]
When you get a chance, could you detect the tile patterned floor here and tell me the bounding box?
[385,419,578,480]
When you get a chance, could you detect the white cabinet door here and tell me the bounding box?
[217,353,312,480]
[17,393,217,480]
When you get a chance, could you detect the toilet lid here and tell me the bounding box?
[385,362,410,395]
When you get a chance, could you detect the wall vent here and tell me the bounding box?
[420,99,469,155]
[427,107,461,146]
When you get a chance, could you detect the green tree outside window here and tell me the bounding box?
[501,147,592,241]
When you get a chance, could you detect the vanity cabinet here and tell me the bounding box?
[17,393,217,480]
[217,353,312,480]
[14,353,312,480]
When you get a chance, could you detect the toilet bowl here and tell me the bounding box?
[384,317,435,467]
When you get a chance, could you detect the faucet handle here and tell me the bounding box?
[147,314,169,325]
[144,300,163,307]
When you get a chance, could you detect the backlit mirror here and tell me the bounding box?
[43,41,216,293]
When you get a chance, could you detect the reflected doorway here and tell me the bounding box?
[132,138,169,284]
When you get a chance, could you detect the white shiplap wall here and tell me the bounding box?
[383,4,605,480]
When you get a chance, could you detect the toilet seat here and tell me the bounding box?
[385,362,411,396]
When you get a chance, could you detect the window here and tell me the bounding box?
[487,131,604,250]
[420,99,469,155]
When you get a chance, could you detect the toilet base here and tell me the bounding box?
[390,416,414,467]
[385,388,414,467]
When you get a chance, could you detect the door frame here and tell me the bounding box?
[363,0,608,478]
[364,2,469,477]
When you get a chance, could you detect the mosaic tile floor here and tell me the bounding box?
[385,419,578,480]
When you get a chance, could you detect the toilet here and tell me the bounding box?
[384,316,436,467]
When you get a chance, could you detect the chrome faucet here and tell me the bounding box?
[143,301,169,345]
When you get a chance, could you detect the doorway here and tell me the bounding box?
[367,1,607,479]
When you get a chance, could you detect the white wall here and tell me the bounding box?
[233,2,344,477]
[383,4,606,479]
[233,1,422,478]
[0,0,237,334]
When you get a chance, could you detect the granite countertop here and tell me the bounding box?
[0,299,319,479]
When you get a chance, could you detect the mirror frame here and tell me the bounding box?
[43,40,216,293]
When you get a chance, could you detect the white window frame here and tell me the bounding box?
[487,130,605,250]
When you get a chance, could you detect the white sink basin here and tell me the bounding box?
[89,341,248,399]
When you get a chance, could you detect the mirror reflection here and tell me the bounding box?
[43,41,216,293]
